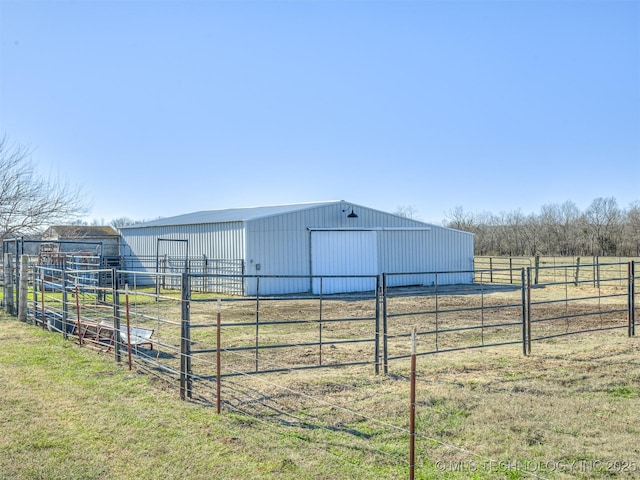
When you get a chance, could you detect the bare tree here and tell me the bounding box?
[538,201,583,255]
[444,197,639,256]
[110,217,140,229]
[394,205,419,219]
[623,202,640,255]
[0,136,88,241]
[503,209,528,255]
[585,197,623,255]
[445,206,475,231]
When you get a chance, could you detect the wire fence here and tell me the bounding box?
[2,255,639,478]
[475,255,639,287]
[3,256,637,391]
[383,270,527,367]
[121,255,245,295]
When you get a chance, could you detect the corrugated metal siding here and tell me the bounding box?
[244,202,473,294]
[379,228,474,287]
[119,202,474,295]
[120,222,245,272]
[244,209,311,294]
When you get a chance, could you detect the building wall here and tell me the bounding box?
[120,203,474,295]
[120,221,245,275]
[244,203,473,294]
[378,228,474,287]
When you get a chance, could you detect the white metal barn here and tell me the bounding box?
[119,201,474,295]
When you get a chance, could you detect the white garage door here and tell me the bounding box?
[311,230,378,294]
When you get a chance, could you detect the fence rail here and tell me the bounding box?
[121,255,245,295]
[1,255,638,406]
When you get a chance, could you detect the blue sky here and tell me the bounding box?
[1,0,639,225]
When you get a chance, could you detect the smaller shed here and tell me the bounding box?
[41,226,120,258]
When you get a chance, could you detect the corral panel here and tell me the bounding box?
[120,222,245,278]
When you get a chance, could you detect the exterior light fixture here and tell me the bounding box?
[342,206,358,218]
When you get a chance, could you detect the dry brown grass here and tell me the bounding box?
[6,276,640,479]
[210,330,640,479]
[100,281,636,382]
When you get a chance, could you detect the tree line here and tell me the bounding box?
[444,198,640,257]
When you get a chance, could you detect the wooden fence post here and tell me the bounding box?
[32,265,38,325]
[62,268,69,338]
[18,255,29,322]
[4,253,14,315]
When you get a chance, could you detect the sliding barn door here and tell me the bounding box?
[311,231,378,294]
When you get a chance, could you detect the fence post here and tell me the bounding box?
[509,257,513,284]
[18,255,29,322]
[489,257,493,283]
[382,273,388,375]
[633,261,636,337]
[180,272,192,400]
[216,298,222,414]
[526,267,532,355]
[521,268,527,356]
[125,284,132,369]
[33,266,38,325]
[202,254,208,293]
[41,270,46,330]
[409,326,417,480]
[112,269,121,363]
[254,276,260,373]
[534,254,540,285]
[4,253,14,315]
[62,268,69,338]
[629,261,635,337]
[374,275,381,375]
[319,278,323,366]
[435,273,439,352]
[574,257,581,286]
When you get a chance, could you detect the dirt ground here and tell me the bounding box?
[21,278,640,478]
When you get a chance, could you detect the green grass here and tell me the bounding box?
[0,315,414,480]
[2,310,640,479]
[609,385,640,398]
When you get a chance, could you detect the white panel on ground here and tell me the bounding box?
[311,231,378,294]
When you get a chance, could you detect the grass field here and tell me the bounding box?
[0,314,410,480]
[2,309,640,479]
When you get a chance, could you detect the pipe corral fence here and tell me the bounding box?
[1,253,638,405]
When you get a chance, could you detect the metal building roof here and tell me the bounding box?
[121,201,344,229]
[43,225,120,238]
